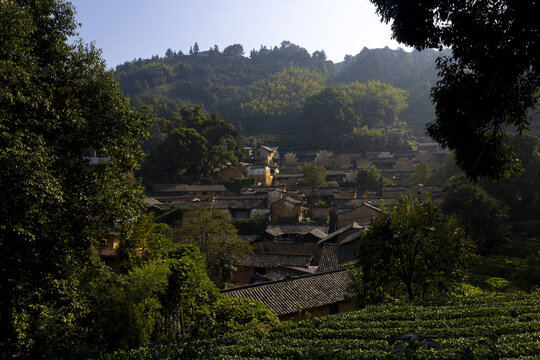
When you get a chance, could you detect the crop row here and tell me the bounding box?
[214,293,540,359]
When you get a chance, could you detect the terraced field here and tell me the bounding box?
[215,292,540,359]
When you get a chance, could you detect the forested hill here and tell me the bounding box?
[115,42,447,148]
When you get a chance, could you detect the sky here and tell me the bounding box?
[69,0,408,69]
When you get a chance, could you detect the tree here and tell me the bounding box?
[193,42,200,54]
[441,175,509,254]
[357,165,385,192]
[299,162,327,195]
[409,161,437,185]
[174,209,251,287]
[223,44,244,56]
[0,0,151,357]
[369,0,540,180]
[349,194,478,306]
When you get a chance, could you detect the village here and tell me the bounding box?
[96,142,448,320]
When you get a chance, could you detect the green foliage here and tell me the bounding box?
[89,262,170,352]
[115,41,442,141]
[303,81,410,149]
[0,1,151,357]
[232,217,268,235]
[485,277,511,292]
[174,209,252,287]
[224,177,257,193]
[240,66,327,131]
[299,162,327,193]
[357,165,386,191]
[109,292,540,359]
[388,333,441,359]
[350,194,479,306]
[409,161,437,185]
[158,245,220,340]
[441,174,509,254]
[369,0,540,180]
[140,105,242,182]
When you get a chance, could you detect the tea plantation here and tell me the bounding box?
[109,292,540,359]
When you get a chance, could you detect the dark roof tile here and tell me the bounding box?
[223,270,350,316]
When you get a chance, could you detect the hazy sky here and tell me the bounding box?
[69,0,407,68]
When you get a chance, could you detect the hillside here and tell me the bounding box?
[114,42,445,144]
[109,292,540,359]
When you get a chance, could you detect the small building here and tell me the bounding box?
[232,252,313,284]
[336,202,381,228]
[270,197,307,223]
[261,223,328,261]
[253,145,279,163]
[223,269,354,320]
[241,186,286,205]
[245,165,273,186]
[218,167,244,183]
[274,173,303,187]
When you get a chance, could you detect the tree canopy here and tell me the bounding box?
[441,175,509,254]
[349,194,478,306]
[0,0,151,356]
[174,209,251,287]
[369,0,540,180]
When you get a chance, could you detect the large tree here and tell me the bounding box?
[441,175,509,254]
[174,209,251,287]
[349,194,478,306]
[369,0,540,180]
[0,0,150,356]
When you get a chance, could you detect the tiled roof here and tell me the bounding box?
[153,184,226,193]
[317,244,356,272]
[266,224,328,238]
[337,202,381,215]
[318,222,363,244]
[340,231,364,245]
[258,145,278,153]
[262,265,317,281]
[223,270,350,316]
[237,253,313,268]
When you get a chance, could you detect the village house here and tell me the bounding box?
[241,186,286,205]
[232,252,313,284]
[270,196,307,223]
[245,165,273,186]
[273,173,303,187]
[336,202,381,228]
[218,166,244,182]
[151,184,226,202]
[253,145,279,163]
[259,223,328,261]
[223,269,354,320]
